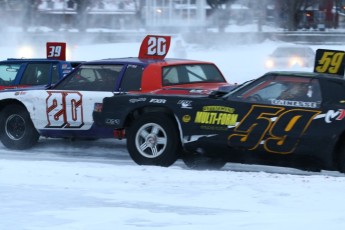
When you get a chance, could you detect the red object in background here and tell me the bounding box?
[138,35,171,60]
[319,0,334,22]
[46,42,66,61]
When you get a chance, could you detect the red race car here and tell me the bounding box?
[56,35,232,95]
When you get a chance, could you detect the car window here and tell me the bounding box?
[20,63,51,85]
[119,65,144,91]
[55,64,123,91]
[325,80,345,103]
[0,63,21,86]
[229,75,321,108]
[162,64,225,86]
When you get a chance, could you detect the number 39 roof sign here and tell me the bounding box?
[46,42,67,61]
[314,48,345,76]
[138,35,171,60]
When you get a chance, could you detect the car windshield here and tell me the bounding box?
[272,47,313,57]
[162,64,225,86]
[54,64,123,91]
[227,75,322,108]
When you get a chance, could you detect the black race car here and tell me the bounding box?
[93,69,345,172]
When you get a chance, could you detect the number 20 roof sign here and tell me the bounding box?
[314,49,345,76]
[138,35,171,60]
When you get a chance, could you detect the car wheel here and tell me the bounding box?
[182,154,227,170]
[0,105,39,150]
[126,112,180,167]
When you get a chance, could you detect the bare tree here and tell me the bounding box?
[275,0,336,31]
[206,0,236,32]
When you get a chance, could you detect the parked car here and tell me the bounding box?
[0,35,232,150]
[93,70,345,173]
[265,46,315,69]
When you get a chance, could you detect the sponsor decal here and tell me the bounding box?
[202,106,235,113]
[189,89,209,94]
[182,115,191,123]
[14,91,26,96]
[324,109,345,123]
[270,99,317,108]
[149,98,166,103]
[178,100,192,109]
[194,106,238,126]
[128,64,138,68]
[200,125,228,131]
[105,118,120,125]
[129,98,146,103]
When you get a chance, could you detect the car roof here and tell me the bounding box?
[0,58,68,63]
[82,57,212,66]
[265,70,345,81]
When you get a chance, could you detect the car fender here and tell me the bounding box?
[0,90,43,124]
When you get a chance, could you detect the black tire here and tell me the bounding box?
[126,112,180,167]
[182,154,227,170]
[0,105,39,150]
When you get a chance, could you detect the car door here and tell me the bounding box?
[33,64,124,133]
[224,74,323,155]
[19,63,52,86]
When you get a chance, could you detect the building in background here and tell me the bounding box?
[0,0,343,32]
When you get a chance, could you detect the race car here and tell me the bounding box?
[265,45,315,69]
[0,35,231,150]
[92,70,345,172]
[0,42,81,90]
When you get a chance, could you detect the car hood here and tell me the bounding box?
[148,82,233,95]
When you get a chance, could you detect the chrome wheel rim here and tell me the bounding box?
[135,123,167,158]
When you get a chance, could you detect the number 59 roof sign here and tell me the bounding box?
[314,49,345,76]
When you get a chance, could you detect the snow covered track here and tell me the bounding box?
[1,145,345,230]
[1,40,345,229]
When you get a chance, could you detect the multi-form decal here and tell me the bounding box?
[194,106,238,128]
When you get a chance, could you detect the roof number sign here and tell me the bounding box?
[314,49,345,76]
[139,35,171,60]
[46,42,67,61]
